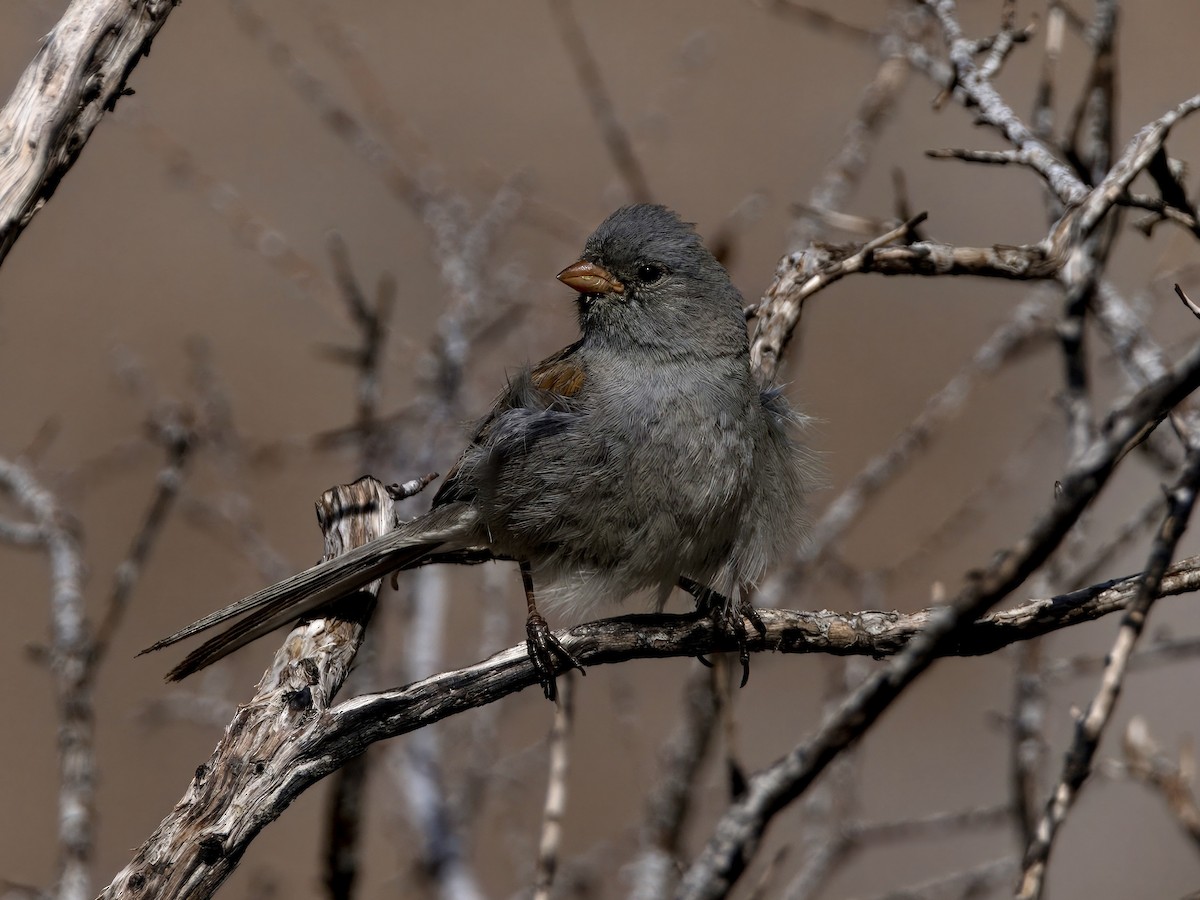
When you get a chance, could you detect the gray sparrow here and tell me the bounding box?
[145,204,817,699]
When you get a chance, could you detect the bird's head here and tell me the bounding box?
[557,204,747,359]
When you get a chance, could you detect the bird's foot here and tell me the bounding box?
[687,583,766,688]
[525,613,586,702]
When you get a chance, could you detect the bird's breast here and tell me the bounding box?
[586,358,759,518]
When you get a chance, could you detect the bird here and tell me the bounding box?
[143,204,816,700]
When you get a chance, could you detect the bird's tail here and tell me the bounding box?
[142,502,481,681]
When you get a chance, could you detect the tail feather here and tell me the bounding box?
[143,502,482,679]
[164,542,437,680]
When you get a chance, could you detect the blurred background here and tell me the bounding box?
[2,1,1199,897]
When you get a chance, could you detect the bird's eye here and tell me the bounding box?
[636,263,666,284]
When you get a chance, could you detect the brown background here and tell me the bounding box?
[2,1,1199,897]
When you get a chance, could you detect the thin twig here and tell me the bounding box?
[91,412,194,663]
[1010,634,1046,848]
[227,0,429,213]
[129,107,343,317]
[0,457,90,900]
[751,212,930,381]
[546,0,653,202]
[533,673,574,900]
[789,49,909,251]
[1122,716,1200,854]
[628,667,720,899]
[925,147,1026,165]
[1045,634,1200,683]
[764,1,879,43]
[1176,283,1200,321]
[791,293,1054,576]
[849,855,1018,900]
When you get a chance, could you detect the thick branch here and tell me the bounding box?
[102,541,1200,898]
[0,0,178,266]
[101,478,396,899]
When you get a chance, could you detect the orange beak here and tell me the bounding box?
[556,260,625,295]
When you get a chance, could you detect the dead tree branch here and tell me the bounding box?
[0,458,89,900]
[100,478,402,900]
[101,539,1200,898]
[0,0,179,266]
[1017,442,1200,899]
[1121,717,1200,855]
[674,335,1200,899]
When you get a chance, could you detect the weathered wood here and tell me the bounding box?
[100,477,394,900]
[0,0,178,266]
[103,541,1200,895]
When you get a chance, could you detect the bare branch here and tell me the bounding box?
[102,540,1200,898]
[628,668,720,899]
[925,147,1027,165]
[752,213,935,382]
[851,803,1012,844]
[130,109,343,315]
[851,856,1017,900]
[0,0,179,266]
[533,674,574,900]
[306,2,433,169]
[389,567,483,898]
[764,1,879,43]
[1177,283,1200,321]
[321,740,368,900]
[1122,716,1200,854]
[1046,633,1200,683]
[1018,442,1200,899]
[1133,150,1200,239]
[547,0,653,202]
[0,516,44,545]
[323,231,397,472]
[0,457,90,900]
[782,801,1011,900]
[917,0,1088,207]
[1010,636,1047,848]
[101,477,398,899]
[227,0,428,212]
[91,413,195,663]
[677,336,1200,899]
[794,293,1054,573]
[1063,0,1117,187]
[1047,94,1200,256]
[976,5,1035,81]
[789,49,909,251]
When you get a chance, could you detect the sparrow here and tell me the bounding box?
[144,204,815,700]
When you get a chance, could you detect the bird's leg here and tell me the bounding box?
[678,576,766,688]
[521,561,586,701]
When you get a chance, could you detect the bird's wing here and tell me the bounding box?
[431,341,587,507]
[143,501,481,679]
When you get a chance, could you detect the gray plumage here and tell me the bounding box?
[146,204,817,684]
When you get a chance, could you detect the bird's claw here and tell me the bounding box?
[689,584,765,688]
[525,613,586,701]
